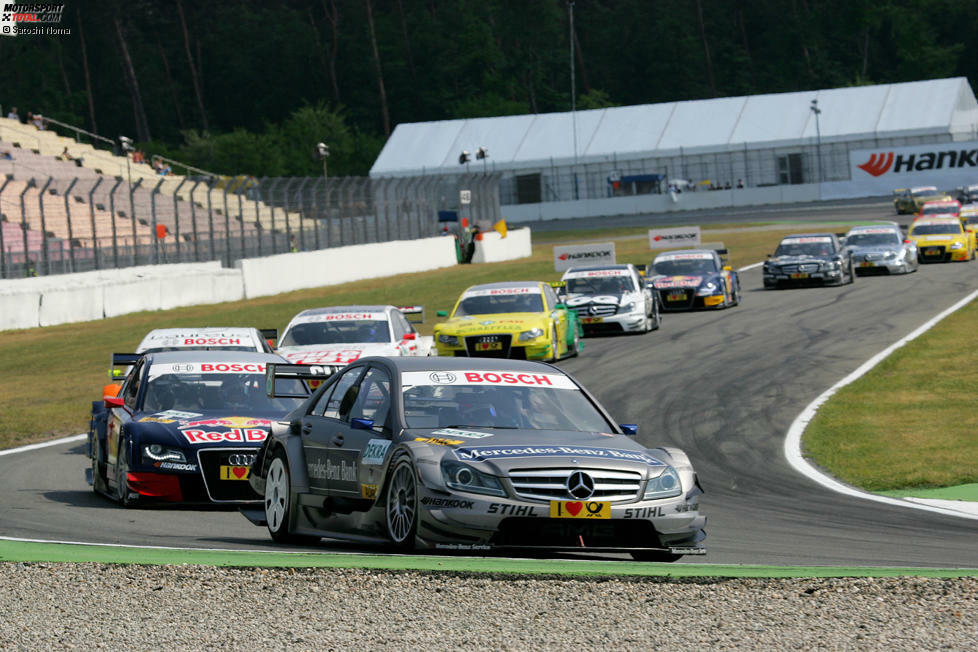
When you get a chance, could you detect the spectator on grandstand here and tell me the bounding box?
[6,107,18,120]
[132,149,146,164]
[1,151,12,160]
[31,113,45,130]
[151,157,163,173]
[159,162,172,176]
[59,147,73,161]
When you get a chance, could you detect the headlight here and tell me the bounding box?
[884,251,898,259]
[696,281,718,296]
[950,242,964,250]
[437,333,459,346]
[441,460,506,497]
[620,302,635,313]
[142,444,186,463]
[643,466,682,500]
[518,328,544,341]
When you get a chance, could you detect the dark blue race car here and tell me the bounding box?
[87,350,307,506]
[645,248,741,311]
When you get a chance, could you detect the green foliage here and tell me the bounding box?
[1,0,976,176]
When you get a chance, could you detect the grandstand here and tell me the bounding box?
[0,115,306,276]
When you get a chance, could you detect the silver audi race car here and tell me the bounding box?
[243,357,706,561]
[843,224,918,275]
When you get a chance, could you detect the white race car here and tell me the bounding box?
[276,305,434,375]
[557,264,660,335]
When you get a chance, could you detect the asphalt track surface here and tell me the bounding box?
[3,199,977,568]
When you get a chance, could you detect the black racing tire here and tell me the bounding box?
[385,457,419,550]
[733,277,742,306]
[630,550,682,563]
[264,447,318,544]
[568,321,581,356]
[114,438,136,507]
[91,437,108,496]
[648,297,661,331]
[549,323,561,362]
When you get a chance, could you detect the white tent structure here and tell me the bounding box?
[370,78,978,222]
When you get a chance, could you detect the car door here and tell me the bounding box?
[107,357,143,467]
[298,365,365,496]
[633,267,652,315]
[340,366,394,501]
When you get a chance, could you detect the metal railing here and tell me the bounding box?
[0,172,502,278]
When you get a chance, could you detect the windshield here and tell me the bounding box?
[845,233,901,247]
[652,257,717,276]
[143,371,306,413]
[922,205,958,216]
[280,320,390,346]
[774,240,835,257]
[401,372,613,432]
[453,292,544,316]
[912,188,938,197]
[911,223,963,236]
[565,275,635,295]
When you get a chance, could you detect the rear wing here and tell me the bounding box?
[396,305,425,324]
[109,352,141,379]
[265,362,342,398]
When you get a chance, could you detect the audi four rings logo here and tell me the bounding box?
[566,471,595,499]
[227,453,256,466]
[857,152,894,177]
[428,372,457,384]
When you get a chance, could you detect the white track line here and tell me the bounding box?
[0,433,85,456]
[783,288,978,521]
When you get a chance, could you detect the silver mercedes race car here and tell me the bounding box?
[843,224,918,275]
[242,357,706,561]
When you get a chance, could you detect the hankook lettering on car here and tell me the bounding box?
[655,252,713,261]
[361,438,391,465]
[401,370,578,389]
[453,445,665,465]
[420,496,475,509]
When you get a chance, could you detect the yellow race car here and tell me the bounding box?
[907,217,975,263]
[433,281,581,360]
[893,186,950,214]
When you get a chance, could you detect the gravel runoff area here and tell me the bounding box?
[1,563,976,649]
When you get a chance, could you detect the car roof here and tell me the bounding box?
[142,350,287,364]
[354,355,567,374]
[294,305,393,317]
[563,264,633,273]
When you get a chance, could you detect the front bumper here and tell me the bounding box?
[122,447,262,505]
[656,288,724,310]
[577,310,646,334]
[763,267,844,287]
[416,489,706,555]
[435,334,553,359]
[853,258,912,274]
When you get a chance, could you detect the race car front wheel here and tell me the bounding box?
[114,439,136,507]
[265,448,318,544]
[385,457,419,550]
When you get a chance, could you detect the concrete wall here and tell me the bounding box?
[502,184,821,223]
[472,227,532,263]
[236,236,458,299]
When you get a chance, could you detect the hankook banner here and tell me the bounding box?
[648,226,701,250]
[553,242,616,272]
[840,140,978,196]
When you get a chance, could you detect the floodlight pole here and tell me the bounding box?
[810,99,822,199]
[569,0,579,201]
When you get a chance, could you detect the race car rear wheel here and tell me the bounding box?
[114,439,136,508]
[567,322,580,356]
[264,448,318,544]
[385,457,419,550]
[647,297,661,331]
[549,324,561,362]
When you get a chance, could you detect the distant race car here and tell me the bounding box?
[907,217,975,263]
[433,281,581,360]
[954,184,978,205]
[919,199,962,219]
[763,233,854,288]
[843,224,918,275]
[276,305,434,377]
[893,186,950,214]
[556,264,660,334]
[87,350,308,506]
[645,248,741,310]
[243,356,706,561]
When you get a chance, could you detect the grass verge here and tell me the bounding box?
[803,299,978,491]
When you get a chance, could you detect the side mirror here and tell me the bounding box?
[351,417,374,431]
[436,310,448,317]
[104,396,125,409]
[402,332,416,340]
[289,419,302,435]
[619,423,638,436]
